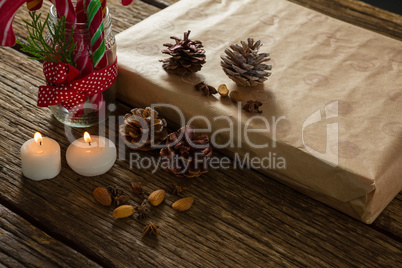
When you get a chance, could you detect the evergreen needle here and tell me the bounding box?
[17,11,77,67]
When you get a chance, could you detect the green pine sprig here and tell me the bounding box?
[17,11,77,66]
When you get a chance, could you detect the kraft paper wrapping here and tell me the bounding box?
[116,0,402,223]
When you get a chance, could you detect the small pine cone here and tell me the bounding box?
[159,30,206,76]
[221,38,272,87]
[160,126,212,178]
[119,107,168,151]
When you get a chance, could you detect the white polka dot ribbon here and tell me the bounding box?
[37,59,118,110]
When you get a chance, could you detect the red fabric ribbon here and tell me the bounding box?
[38,59,117,110]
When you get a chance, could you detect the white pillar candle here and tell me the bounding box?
[66,132,116,177]
[21,132,61,181]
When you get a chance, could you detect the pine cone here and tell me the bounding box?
[160,126,212,178]
[119,107,168,151]
[221,38,272,87]
[160,30,206,76]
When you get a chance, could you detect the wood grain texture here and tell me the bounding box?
[0,45,401,267]
[140,0,170,9]
[108,0,161,33]
[0,205,99,268]
[372,194,402,242]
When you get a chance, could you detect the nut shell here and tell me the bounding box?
[148,190,166,206]
[113,205,135,218]
[172,197,194,211]
[93,187,112,206]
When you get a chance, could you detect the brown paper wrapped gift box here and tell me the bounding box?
[115,0,402,223]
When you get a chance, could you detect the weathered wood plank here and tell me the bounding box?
[0,205,100,268]
[0,46,401,267]
[108,0,161,33]
[2,0,401,266]
[142,0,402,41]
[140,0,170,9]
[372,194,402,241]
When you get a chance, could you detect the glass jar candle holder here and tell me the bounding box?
[47,5,117,128]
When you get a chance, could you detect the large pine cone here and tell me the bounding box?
[221,38,272,87]
[120,107,168,151]
[160,126,212,178]
[159,30,206,76]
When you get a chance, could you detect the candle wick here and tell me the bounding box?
[89,142,91,146]
[40,141,42,146]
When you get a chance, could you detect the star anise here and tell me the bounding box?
[142,223,159,237]
[107,186,130,206]
[195,82,217,96]
[131,182,144,198]
[168,183,190,196]
[135,199,151,220]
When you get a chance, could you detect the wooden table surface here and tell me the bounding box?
[1,0,401,267]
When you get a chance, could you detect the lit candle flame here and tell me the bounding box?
[84,132,92,145]
[34,132,43,146]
